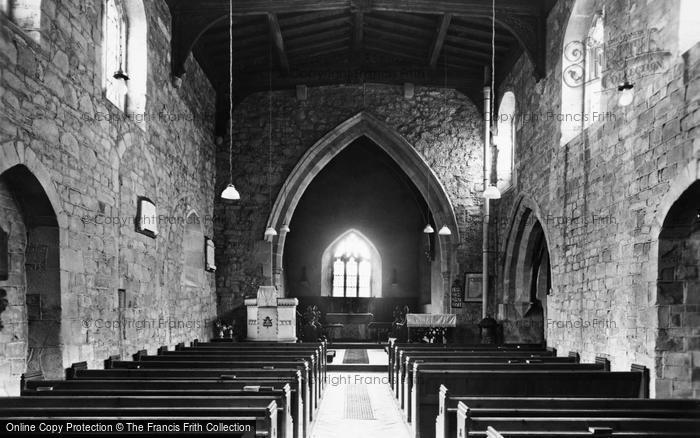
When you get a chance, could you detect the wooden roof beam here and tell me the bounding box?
[353,10,364,53]
[428,14,452,69]
[268,13,290,74]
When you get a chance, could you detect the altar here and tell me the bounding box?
[325,312,374,341]
[245,286,298,342]
[406,313,456,343]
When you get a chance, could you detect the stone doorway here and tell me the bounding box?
[0,165,62,381]
[657,180,700,398]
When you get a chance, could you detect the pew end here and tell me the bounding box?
[595,356,611,371]
[568,351,581,363]
[20,370,44,395]
[103,355,120,369]
[486,426,503,438]
[132,349,148,361]
[631,364,650,398]
[66,361,88,379]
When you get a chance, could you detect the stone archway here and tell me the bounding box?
[500,194,553,344]
[266,112,459,310]
[0,145,69,395]
[655,179,700,398]
[0,163,64,395]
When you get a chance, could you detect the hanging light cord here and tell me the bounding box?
[228,0,234,185]
[491,0,495,124]
[268,34,273,214]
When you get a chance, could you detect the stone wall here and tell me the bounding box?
[491,0,700,397]
[215,85,485,335]
[0,0,217,395]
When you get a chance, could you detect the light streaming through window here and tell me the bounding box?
[332,233,371,297]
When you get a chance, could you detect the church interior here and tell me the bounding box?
[1,0,700,436]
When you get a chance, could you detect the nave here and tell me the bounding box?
[2,0,700,436]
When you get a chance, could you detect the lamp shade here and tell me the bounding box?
[264,227,278,240]
[483,185,501,199]
[617,82,634,107]
[438,225,452,236]
[423,224,435,234]
[221,184,240,200]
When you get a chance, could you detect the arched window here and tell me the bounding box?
[679,0,700,54]
[583,12,604,129]
[332,233,372,297]
[321,230,382,298]
[101,0,147,120]
[495,92,515,191]
[181,211,204,289]
[102,0,128,109]
[561,0,605,145]
[6,0,42,42]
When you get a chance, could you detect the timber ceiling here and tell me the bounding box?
[165,0,556,134]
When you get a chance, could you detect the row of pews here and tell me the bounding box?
[388,341,700,438]
[8,340,328,438]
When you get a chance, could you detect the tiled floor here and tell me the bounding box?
[310,371,411,438]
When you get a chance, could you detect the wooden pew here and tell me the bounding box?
[178,342,327,391]
[457,403,700,437]
[388,343,553,388]
[402,361,605,422]
[482,425,700,438]
[152,349,323,408]
[0,397,278,438]
[438,393,700,438]
[394,349,558,396]
[105,357,315,420]
[66,364,309,437]
[411,368,648,438]
[398,353,578,407]
[22,380,300,438]
[389,342,550,374]
[189,340,326,367]
[390,344,553,385]
[186,340,327,392]
[132,353,321,413]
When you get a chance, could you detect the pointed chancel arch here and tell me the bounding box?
[321,229,382,298]
[267,112,459,304]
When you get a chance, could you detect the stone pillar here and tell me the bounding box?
[442,270,452,313]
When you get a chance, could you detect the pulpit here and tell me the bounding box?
[245,286,298,342]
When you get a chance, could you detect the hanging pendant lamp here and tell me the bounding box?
[617,1,634,107]
[264,227,278,240]
[220,0,240,200]
[483,185,501,199]
[423,224,435,234]
[438,225,452,236]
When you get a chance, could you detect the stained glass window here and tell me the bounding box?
[331,233,372,297]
